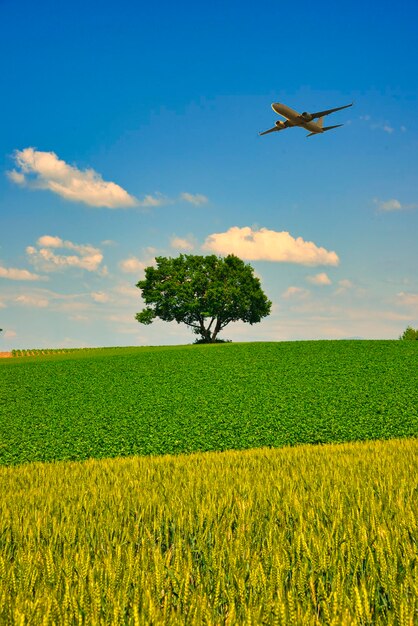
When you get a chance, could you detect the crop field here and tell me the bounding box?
[1,340,417,465]
[0,438,417,624]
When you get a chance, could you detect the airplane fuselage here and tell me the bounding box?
[271,103,323,133]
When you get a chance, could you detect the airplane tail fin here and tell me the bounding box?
[306,123,343,137]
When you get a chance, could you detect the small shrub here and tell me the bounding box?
[400,326,418,340]
[193,337,232,344]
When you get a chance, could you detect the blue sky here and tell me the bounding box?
[1,0,417,349]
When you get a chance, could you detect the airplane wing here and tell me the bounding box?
[310,102,353,119]
[259,126,280,136]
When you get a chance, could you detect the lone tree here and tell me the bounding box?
[136,254,271,343]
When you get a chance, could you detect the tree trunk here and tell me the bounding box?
[210,319,223,342]
[199,319,212,343]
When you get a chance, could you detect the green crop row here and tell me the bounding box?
[1,340,417,466]
[0,438,417,624]
[10,347,124,357]
[11,348,78,357]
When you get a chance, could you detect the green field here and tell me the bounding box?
[1,340,417,623]
[1,340,417,465]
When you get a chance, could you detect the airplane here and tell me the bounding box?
[259,101,353,137]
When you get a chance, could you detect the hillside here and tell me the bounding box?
[1,340,417,466]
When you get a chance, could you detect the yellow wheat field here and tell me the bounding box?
[0,439,417,625]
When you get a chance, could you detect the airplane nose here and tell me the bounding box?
[271,102,280,112]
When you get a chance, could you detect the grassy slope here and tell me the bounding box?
[1,340,417,465]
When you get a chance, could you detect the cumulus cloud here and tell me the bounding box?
[37,235,63,247]
[15,294,49,308]
[374,198,417,212]
[375,198,401,212]
[114,283,139,299]
[397,291,418,307]
[7,147,137,208]
[203,226,339,266]
[69,314,89,321]
[0,265,45,281]
[119,257,148,274]
[91,291,110,303]
[334,278,354,295]
[306,272,331,285]
[7,150,204,210]
[171,236,195,251]
[137,193,170,207]
[282,287,310,299]
[180,192,208,206]
[119,247,157,274]
[26,235,104,273]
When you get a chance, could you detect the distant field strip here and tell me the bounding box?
[0,439,417,624]
[1,341,417,465]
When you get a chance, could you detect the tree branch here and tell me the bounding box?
[184,321,201,330]
[207,317,216,332]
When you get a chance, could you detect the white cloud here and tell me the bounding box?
[375,198,402,212]
[113,283,140,299]
[203,226,339,266]
[369,120,394,134]
[334,278,354,295]
[374,198,417,212]
[8,147,138,208]
[91,291,110,303]
[382,124,394,134]
[8,170,25,184]
[37,235,63,247]
[397,292,418,307]
[306,272,331,285]
[7,151,207,210]
[106,313,136,324]
[119,247,157,274]
[26,235,104,273]
[4,330,17,338]
[361,116,404,135]
[180,192,208,206]
[171,236,195,251]
[282,286,310,299]
[338,279,353,289]
[0,265,45,281]
[137,193,170,207]
[119,257,148,274]
[15,294,49,308]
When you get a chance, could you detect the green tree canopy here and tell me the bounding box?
[136,254,272,343]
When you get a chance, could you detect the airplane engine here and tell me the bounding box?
[275,120,286,128]
[301,112,314,122]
